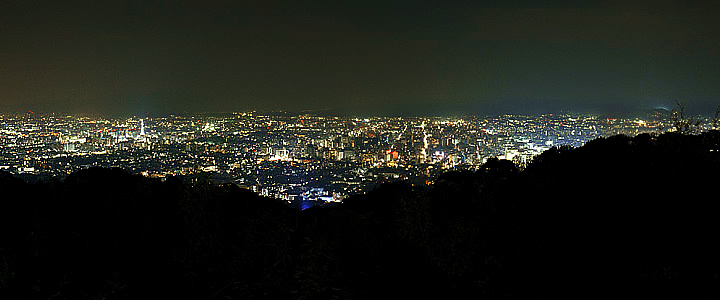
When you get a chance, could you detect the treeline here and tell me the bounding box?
[1,131,720,299]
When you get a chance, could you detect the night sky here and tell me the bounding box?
[1,0,719,116]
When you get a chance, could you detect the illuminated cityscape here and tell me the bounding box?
[3,0,720,297]
[1,111,685,205]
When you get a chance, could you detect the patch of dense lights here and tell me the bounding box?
[0,111,687,205]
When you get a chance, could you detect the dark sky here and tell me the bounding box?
[1,0,719,116]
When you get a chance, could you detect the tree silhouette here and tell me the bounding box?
[671,101,703,134]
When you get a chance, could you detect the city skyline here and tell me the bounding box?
[2,110,682,204]
[3,2,720,296]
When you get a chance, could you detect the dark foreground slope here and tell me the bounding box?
[1,131,720,299]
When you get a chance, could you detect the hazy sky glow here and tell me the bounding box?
[1,0,719,116]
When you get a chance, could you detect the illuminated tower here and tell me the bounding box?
[140,119,145,136]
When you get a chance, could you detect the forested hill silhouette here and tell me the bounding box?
[2,131,720,299]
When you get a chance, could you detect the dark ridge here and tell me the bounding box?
[1,131,719,298]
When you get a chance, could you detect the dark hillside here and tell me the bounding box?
[516,132,720,297]
[1,131,719,298]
